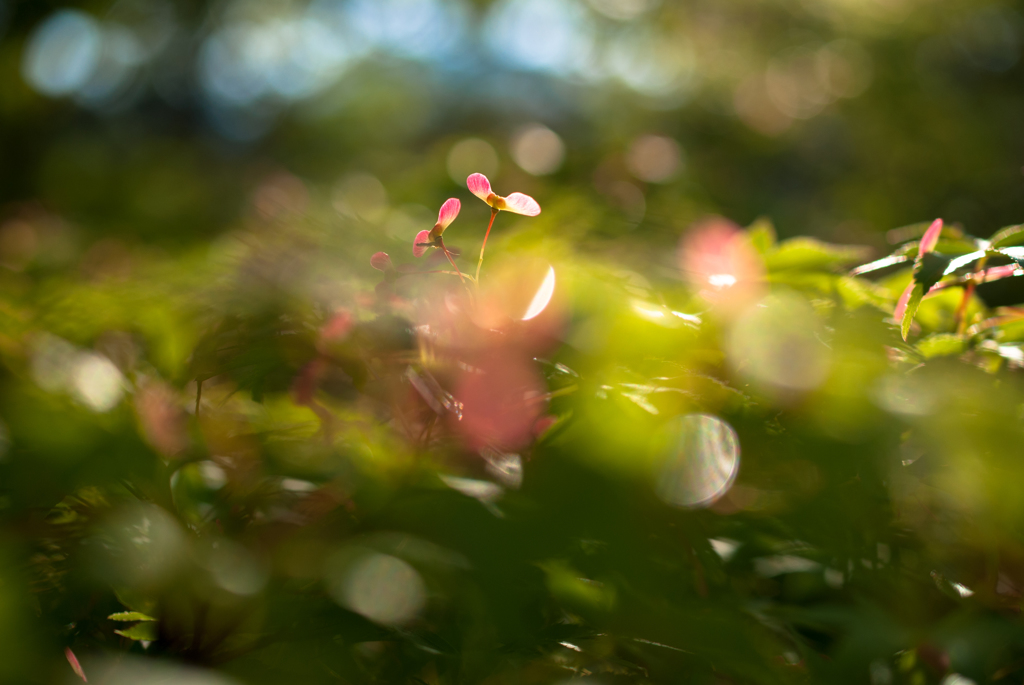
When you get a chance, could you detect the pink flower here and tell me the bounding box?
[467,173,541,216]
[413,198,461,257]
[894,218,943,321]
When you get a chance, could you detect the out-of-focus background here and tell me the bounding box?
[3,0,1023,255]
[4,2,1024,685]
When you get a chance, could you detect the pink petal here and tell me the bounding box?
[919,218,943,254]
[65,647,87,682]
[893,282,915,320]
[502,192,541,217]
[370,251,393,271]
[436,198,461,230]
[413,230,432,258]
[467,173,492,202]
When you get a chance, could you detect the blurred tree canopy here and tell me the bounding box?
[2,1,1024,684]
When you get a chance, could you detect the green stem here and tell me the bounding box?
[475,208,499,282]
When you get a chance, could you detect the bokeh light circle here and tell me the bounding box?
[340,552,426,626]
[655,414,740,508]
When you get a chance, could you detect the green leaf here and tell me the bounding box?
[114,622,159,641]
[849,253,910,277]
[836,276,890,310]
[990,224,1024,248]
[901,283,925,341]
[916,333,966,359]
[746,217,776,255]
[913,251,950,292]
[765,237,871,272]
[108,611,156,622]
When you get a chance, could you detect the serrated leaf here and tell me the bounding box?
[917,333,966,359]
[990,224,1024,248]
[115,622,159,641]
[913,252,950,292]
[765,237,871,272]
[901,283,925,341]
[836,276,890,310]
[108,611,156,622]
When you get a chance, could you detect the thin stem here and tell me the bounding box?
[401,270,476,282]
[955,255,987,334]
[438,238,474,299]
[475,208,499,282]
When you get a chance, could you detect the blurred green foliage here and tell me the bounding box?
[2,1,1024,684]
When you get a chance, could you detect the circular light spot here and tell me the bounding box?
[72,353,125,412]
[208,541,269,596]
[626,135,682,183]
[338,553,426,626]
[511,124,565,176]
[22,10,102,96]
[727,293,831,392]
[447,138,499,186]
[655,414,740,508]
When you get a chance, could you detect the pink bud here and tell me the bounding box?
[370,251,393,271]
[65,647,87,682]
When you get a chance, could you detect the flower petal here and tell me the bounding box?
[919,218,943,254]
[413,230,432,258]
[436,198,461,231]
[467,173,492,202]
[502,192,541,216]
[370,251,393,271]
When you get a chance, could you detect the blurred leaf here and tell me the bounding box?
[765,237,871,272]
[917,333,966,359]
[108,611,156,622]
[990,224,1024,248]
[747,217,776,255]
[114,622,158,641]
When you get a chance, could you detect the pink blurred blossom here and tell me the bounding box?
[453,352,545,451]
[678,217,765,311]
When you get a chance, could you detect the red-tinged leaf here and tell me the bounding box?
[900,282,925,341]
[65,647,87,682]
[919,218,943,254]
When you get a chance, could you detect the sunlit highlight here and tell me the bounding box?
[523,266,556,320]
